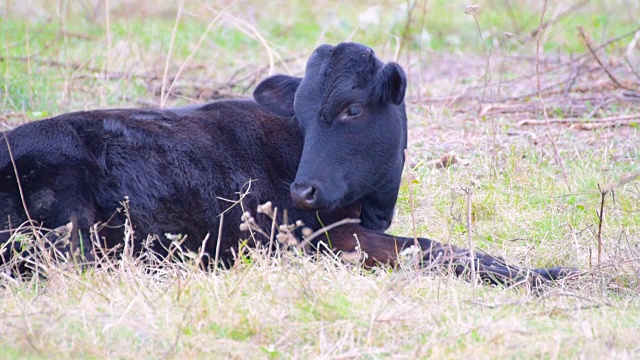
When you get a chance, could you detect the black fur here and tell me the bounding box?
[0,42,575,285]
[0,43,406,266]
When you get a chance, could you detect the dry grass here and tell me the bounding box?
[2,0,640,358]
[3,240,639,358]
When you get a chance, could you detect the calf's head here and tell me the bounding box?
[254,42,408,231]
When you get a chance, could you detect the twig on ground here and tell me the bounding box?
[578,26,636,92]
[397,0,417,60]
[465,5,492,106]
[202,5,283,76]
[586,97,614,119]
[502,0,521,34]
[404,149,420,268]
[615,173,640,188]
[624,55,640,83]
[571,122,638,130]
[448,26,640,103]
[267,206,278,262]
[497,32,515,98]
[596,184,608,265]
[162,3,231,104]
[504,76,575,102]
[197,233,210,271]
[563,59,583,97]
[415,0,428,105]
[101,0,112,108]
[56,3,70,108]
[2,14,10,111]
[535,0,571,192]
[160,0,185,108]
[518,113,640,126]
[295,218,360,250]
[465,186,476,287]
[24,20,34,107]
[530,0,589,37]
[626,29,640,57]
[500,65,602,102]
[0,112,28,121]
[60,30,95,41]
[0,55,152,80]
[214,213,224,272]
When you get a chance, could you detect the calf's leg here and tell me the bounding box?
[324,223,577,286]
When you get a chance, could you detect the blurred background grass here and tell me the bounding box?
[1,0,638,114]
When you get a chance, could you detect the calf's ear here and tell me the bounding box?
[371,62,407,105]
[253,74,302,118]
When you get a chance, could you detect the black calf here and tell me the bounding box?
[0,42,574,285]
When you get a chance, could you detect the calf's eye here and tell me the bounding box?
[342,105,363,120]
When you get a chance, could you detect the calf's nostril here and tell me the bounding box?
[291,182,319,209]
[302,186,316,202]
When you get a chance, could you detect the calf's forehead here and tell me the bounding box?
[303,43,381,91]
[311,42,374,62]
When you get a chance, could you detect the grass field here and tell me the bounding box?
[2,0,640,358]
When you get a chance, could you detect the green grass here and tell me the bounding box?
[2,0,638,114]
[2,0,640,358]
